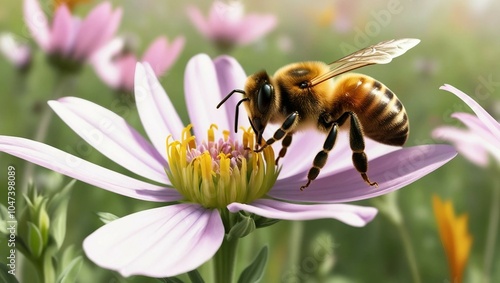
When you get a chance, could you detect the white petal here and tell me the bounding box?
[213,55,249,137]
[90,37,124,88]
[184,54,230,140]
[23,0,51,52]
[49,97,170,184]
[0,136,181,202]
[441,84,500,138]
[228,199,377,227]
[84,204,224,277]
[135,62,184,155]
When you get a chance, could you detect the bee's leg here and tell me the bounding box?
[348,112,378,187]
[276,134,292,166]
[300,120,339,191]
[255,111,299,153]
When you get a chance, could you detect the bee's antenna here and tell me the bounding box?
[216,89,246,108]
[234,98,249,133]
[217,89,247,133]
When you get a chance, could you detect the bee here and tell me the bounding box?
[217,38,420,190]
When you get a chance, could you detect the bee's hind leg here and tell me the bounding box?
[348,112,378,187]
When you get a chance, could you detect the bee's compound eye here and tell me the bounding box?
[257,82,274,114]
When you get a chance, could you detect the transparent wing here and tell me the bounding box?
[309,38,420,86]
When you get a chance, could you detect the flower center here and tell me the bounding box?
[165,125,279,209]
[53,0,90,11]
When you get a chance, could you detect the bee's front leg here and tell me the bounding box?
[254,112,299,155]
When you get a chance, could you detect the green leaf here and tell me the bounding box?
[60,245,78,268]
[56,256,83,283]
[27,222,44,258]
[0,204,9,235]
[43,246,57,283]
[237,246,268,283]
[48,179,76,211]
[96,212,120,224]
[227,213,256,241]
[187,270,205,283]
[0,263,20,283]
[253,215,280,229]
[161,277,185,283]
[48,180,75,249]
[38,202,51,247]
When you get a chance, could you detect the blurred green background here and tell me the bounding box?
[1,0,500,282]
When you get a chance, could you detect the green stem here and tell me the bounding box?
[396,221,422,283]
[213,210,239,283]
[17,73,75,282]
[213,237,239,283]
[373,193,421,283]
[287,221,304,270]
[482,176,500,283]
[19,74,74,193]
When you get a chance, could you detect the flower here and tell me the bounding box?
[91,36,185,92]
[186,1,277,51]
[0,32,32,70]
[432,84,500,166]
[0,54,456,277]
[24,0,121,71]
[433,195,473,283]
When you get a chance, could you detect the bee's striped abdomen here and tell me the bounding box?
[337,74,409,146]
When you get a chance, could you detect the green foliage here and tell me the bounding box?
[0,263,20,283]
[238,246,268,283]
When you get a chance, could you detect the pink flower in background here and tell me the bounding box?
[0,32,32,70]
[0,55,456,277]
[187,1,277,50]
[91,36,185,92]
[433,84,500,166]
[24,0,121,64]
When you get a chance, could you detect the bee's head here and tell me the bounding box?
[216,71,277,145]
[242,71,278,145]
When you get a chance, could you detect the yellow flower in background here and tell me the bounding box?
[433,195,473,283]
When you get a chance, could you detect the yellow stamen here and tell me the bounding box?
[208,124,218,143]
[165,124,278,209]
[223,130,230,141]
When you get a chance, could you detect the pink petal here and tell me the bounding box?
[432,126,489,167]
[23,0,50,52]
[270,144,456,203]
[236,15,277,45]
[48,4,73,55]
[134,63,184,154]
[117,54,137,91]
[83,204,224,277]
[184,54,231,140]
[90,37,124,88]
[49,97,169,184]
[440,84,500,138]
[0,33,32,68]
[228,199,377,227]
[0,136,181,202]
[72,2,122,60]
[213,55,249,137]
[452,112,500,146]
[186,5,210,38]
[142,36,185,77]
